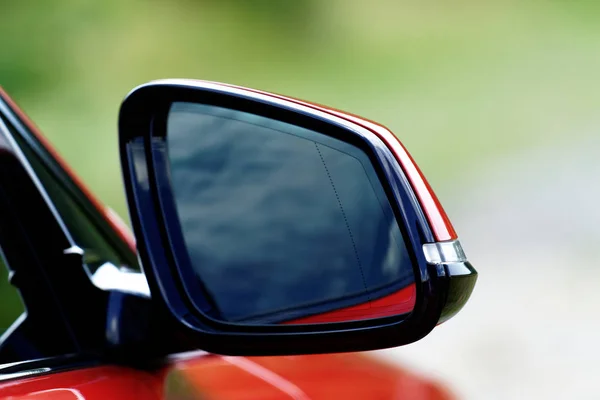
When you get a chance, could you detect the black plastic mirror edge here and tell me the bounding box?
[118,80,474,356]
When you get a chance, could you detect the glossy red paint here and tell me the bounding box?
[170,352,454,400]
[216,81,457,242]
[0,87,137,252]
[0,353,454,400]
[0,366,163,400]
[167,352,309,399]
[244,354,453,400]
[287,284,416,324]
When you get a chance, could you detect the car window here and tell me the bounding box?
[21,152,126,275]
[5,118,138,278]
[0,105,140,363]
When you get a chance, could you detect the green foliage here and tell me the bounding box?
[0,257,24,330]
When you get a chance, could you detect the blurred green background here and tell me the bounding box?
[2,0,598,221]
[1,1,599,398]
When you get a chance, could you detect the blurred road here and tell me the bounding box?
[374,135,600,399]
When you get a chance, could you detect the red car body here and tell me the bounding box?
[0,87,454,400]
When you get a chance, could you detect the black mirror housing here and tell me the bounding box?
[118,79,477,356]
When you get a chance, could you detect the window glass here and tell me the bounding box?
[7,121,138,277]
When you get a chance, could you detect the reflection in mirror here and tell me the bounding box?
[166,102,416,325]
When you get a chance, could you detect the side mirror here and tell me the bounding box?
[119,80,477,355]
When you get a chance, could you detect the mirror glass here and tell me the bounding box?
[165,102,416,325]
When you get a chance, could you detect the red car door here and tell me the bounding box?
[0,354,452,399]
[0,87,454,400]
